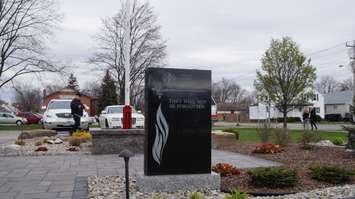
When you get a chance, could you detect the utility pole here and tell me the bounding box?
[346,40,355,120]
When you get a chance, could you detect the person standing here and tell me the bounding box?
[302,107,310,130]
[310,107,318,131]
[70,92,84,135]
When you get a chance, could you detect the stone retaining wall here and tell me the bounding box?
[91,128,144,155]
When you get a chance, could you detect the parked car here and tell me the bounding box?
[42,99,90,130]
[17,112,42,124]
[0,112,27,125]
[99,105,144,128]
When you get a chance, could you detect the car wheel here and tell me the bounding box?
[16,120,23,126]
[105,119,109,128]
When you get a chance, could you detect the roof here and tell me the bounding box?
[324,90,353,105]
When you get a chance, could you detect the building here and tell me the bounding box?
[249,91,325,120]
[324,90,353,119]
[217,103,249,122]
[42,88,98,116]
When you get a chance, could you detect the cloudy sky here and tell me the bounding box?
[1,0,355,102]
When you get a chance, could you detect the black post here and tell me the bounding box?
[119,149,134,199]
[124,157,129,199]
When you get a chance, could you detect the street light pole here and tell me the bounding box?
[124,0,131,106]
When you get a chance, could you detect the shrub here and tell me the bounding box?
[253,143,283,154]
[212,163,241,177]
[224,191,249,199]
[68,137,81,147]
[35,146,48,152]
[272,128,290,145]
[325,114,343,122]
[189,192,205,199]
[72,130,92,143]
[222,128,239,140]
[300,131,321,149]
[15,139,25,146]
[309,165,355,184]
[256,123,272,143]
[332,137,345,146]
[248,167,298,188]
[314,115,322,122]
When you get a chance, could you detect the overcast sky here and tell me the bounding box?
[1,0,355,102]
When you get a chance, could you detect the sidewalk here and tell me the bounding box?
[0,150,281,199]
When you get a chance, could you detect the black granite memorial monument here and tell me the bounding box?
[144,68,211,176]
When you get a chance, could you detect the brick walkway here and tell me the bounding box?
[0,150,280,199]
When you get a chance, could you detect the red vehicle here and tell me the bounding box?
[17,112,42,124]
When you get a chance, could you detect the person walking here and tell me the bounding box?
[70,92,84,135]
[310,107,318,131]
[302,107,310,130]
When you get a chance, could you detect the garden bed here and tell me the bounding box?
[212,134,355,194]
[0,134,91,156]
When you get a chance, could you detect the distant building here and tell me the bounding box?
[249,90,325,120]
[217,103,249,122]
[42,88,98,116]
[324,90,353,119]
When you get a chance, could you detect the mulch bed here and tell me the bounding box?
[212,134,355,194]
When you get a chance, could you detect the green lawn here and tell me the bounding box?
[213,127,348,143]
[0,124,43,131]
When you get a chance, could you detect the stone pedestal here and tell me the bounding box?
[136,173,220,193]
[91,128,144,154]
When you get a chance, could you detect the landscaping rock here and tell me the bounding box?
[54,138,63,144]
[1,144,21,154]
[18,129,57,139]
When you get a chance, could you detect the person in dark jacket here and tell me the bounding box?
[302,107,310,130]
[310,107,318,131]
[70,92,84,135]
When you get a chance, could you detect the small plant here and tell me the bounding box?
[15,139,26,146]
[253,143,283,154]
[309,165,355,184]
[248,167,298,188]
[300,130,321,149]
[189,192,205,199]
[223,128,239,140]
[35,141,42,146]
[72,130,92,143]
[224,190,249,199]
[256,127,272,143]
[272,128,290,146]
[35,146,48,152]
[212,163,241,177]
[67,147,79,152]
[68,137,81,147]
[332,137,345,146]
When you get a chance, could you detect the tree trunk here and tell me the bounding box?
[283,110,288,129]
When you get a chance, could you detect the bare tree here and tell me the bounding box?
[315,75,339,94]
[212,78,247,104]
[0,0,61,88]
[89,0,166,104]
[13,84,42,112]
[338,78,353,91]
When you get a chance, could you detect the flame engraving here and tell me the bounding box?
[152,104,169,165]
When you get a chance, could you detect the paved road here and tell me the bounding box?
[215,122,349,131]
[0,151,280,199]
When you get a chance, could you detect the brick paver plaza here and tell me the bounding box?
[0,150,280,199]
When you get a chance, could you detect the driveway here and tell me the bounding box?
[0,150,281,199]
[215,122,348,131]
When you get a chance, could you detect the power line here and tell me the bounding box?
[306,41,348,56]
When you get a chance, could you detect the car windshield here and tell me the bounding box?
[107,106,136,114]
[48,101,71,110]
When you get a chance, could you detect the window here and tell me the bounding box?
[315,107,320,113]
[313,94,319,101]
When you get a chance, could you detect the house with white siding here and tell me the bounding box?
[249,91,325,120]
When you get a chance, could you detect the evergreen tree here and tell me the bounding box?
[98,70,118,113]
[67,73,79,91]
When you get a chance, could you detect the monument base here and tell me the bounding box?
[136,173,220,193]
